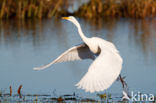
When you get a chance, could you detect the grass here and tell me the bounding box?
[0,0,69,19]
[75,0,156,18]
[0,86,156,102]
[0,87,120,102]
[0,91,155,102]
[0,0,156,19]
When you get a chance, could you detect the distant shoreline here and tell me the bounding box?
[0,0,156,19]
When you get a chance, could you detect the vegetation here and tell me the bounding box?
[0,0,69,19]
[76,0,156,18]
[0,0,156,19]
[0,89,113,102]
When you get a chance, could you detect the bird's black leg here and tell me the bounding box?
[118,75,131,101]
[119,74,127,89]
[117,74,129,94]
[119,75,130,93]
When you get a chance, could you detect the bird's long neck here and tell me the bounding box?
[77,24,89,44]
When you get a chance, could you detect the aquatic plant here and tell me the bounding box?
[76,0,156,18]
[0,0,69,19]
[0,90,2,97]
[0,0,156,19]
[17,85,22,98]
[97,93,107,100]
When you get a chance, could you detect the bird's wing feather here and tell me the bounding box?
[76,44,123,93]
[33,43,95,71]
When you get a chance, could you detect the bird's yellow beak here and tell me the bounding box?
[62,17,69,20]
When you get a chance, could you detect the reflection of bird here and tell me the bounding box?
[33,16,123,93]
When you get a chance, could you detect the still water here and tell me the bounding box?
[0,18,156,98]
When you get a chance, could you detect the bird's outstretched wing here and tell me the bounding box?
[76,44,123,93]
[33,43,95,71]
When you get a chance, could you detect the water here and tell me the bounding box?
[0,18,156,99]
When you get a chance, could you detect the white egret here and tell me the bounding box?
[33,16,124,93]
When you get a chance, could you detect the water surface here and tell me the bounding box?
[0,18,156,98]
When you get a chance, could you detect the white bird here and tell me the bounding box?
[33,16,123,93]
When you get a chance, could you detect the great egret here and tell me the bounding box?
[34,16,124,93]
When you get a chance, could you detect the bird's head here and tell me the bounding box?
[62,16,80,27]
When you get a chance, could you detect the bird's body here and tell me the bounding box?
[75,37,122,92]
[34,16,123,93]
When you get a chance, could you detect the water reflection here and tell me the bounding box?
[129,19,156,59]
[0,19,63,48]
[1,18,156,57]
[0,17,156,97]
[84,18,156,59]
